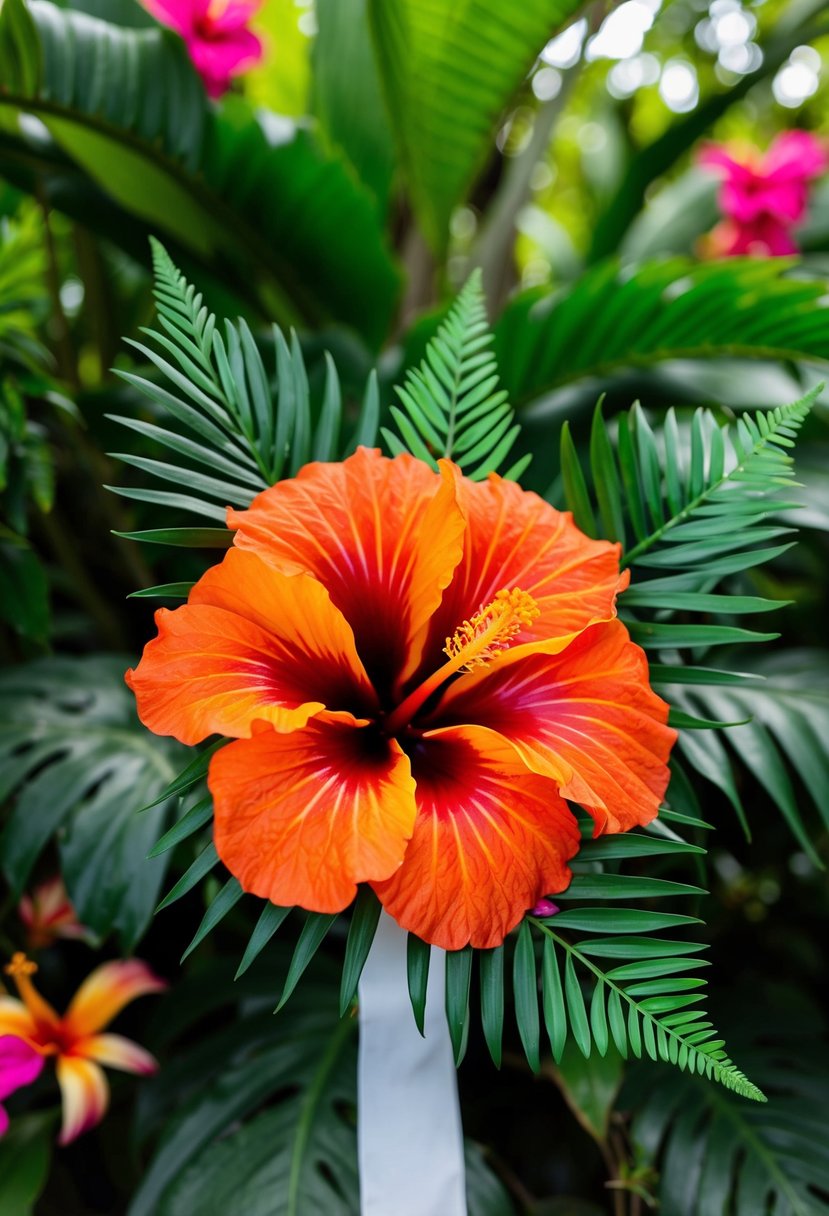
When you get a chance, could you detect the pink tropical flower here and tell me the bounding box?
[19,877,89,951]
[0,1035,45,1137]
[141,0,263,98]
[699,131,827,257]
[0,954,165,1144]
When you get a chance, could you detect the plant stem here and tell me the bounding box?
[36,184,79,392]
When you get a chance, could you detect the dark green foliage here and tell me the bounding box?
[626,1034,829,1215]
[130,959,513,1216]
[0,656,185,948]
[0,0,399,342]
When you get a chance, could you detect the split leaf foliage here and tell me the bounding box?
[129,957,513,1216]
[0,656,185,949]
[626,1029,829,1215]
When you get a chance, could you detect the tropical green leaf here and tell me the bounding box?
[383,270,526,480]
[313,0,394,217]
[670,649,829,854]
[0,205,49,372]
[339,886,382,1016]
[558,392,817,645]
[626,1032,829,1216]
[110,243,380,567]
[0,0,399,343]
[527,831,763,1101]
[133,959,513,1216]
[0,656,184,949]
[496,260,829,408]
[0,1113,54,1216]
[368,0,588,248]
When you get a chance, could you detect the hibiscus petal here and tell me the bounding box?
[188,27,262,96]
[141,0,199,35]
[432,620,675,834]
[75,1033,158,1076]
[63,961,167,1040]
[372,726,580,950]
[763,131,827,181]
[211,719,417,911]
[56,1057,109,1145]
[408,471,626,684]
[207,0,262,31]
[0,999,37,1042]
[0,1035,45,1100]
[228,449,466,701]
[127,551,376,744]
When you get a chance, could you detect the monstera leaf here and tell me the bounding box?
[0,655,185,949]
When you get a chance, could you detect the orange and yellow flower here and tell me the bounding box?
[0,953,165,1144]
[127,449,675,950]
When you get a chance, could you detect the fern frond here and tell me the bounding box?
[560,390,819,650]
[402,826,763,1102]
[383,270,529,480]
[108,244,379,588]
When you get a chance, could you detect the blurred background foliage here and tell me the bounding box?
[0,0,828,1211]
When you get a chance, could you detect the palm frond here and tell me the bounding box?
[671,649,829,859]
[559,390,823,849]
[496,259,829,408]
[383,270,529,480]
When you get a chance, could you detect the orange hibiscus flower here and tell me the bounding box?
[127,449,675,950]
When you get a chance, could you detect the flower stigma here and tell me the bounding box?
[383,588,539,735]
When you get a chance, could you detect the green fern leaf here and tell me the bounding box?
[384,270,525,479]
[110,245,379,587]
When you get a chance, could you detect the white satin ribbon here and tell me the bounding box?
[357,911,467,1216]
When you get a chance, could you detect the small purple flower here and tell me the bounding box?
[530,899,560,918]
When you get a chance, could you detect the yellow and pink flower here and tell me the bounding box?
[0,954,165,1144]
[18,877,88,951]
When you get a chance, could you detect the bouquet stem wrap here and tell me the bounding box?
[357,912,467,1215]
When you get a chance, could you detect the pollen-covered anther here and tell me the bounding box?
[444,587,540,672]
[4,952,37,979]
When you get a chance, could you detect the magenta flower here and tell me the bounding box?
[699,131,827,257]
[142,0,263,98]
[0,1035,44,1137]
